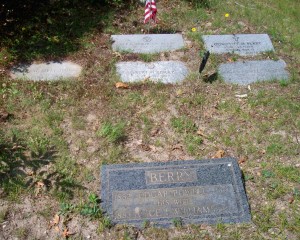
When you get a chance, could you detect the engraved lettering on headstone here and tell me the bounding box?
[116,61,188,84]
[202,34,274,56]
[143,36,152,42]
[145,169,197,184]
[111,34,185,53]
[101,158,251,226]
[112,184,238,220]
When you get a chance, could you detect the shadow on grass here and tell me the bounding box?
[0,138,84,200]
[0,0,131,62]
[203,72,218,83]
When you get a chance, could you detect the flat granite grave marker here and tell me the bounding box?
[218,59,289,85]
[116,61,188,84]
[10,61,82,81]
[111,34,185,53]
[101,158,251,227]
[202,34,274,56]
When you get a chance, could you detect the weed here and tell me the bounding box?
[172,217,183,228]
[184,134,203,155]
[123,230,133,240]
[59,202,75,215]
[254,204,275,232]
[97,121,126,144]
[80,193,102,219]
[171,116,197,133]
[142,220,150,229]
[216,221,226,232]
[139,53,158,62]
[97,216,113,233]
[15,227,29,239]
[0,208,8,223]
[262,170,274,178]
[27,131,50,157]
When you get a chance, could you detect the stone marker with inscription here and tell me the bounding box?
[116,61,188,84]
[101,158,251,227]
[10,61,82,81]
[202,34,274,56]
[218,59,289,85]
[111,34,185,53]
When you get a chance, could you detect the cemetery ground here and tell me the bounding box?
[0,0,300,239]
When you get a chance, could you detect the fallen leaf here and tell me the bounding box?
[227,58,233,62]
[260,149,266,155]
[176,89,184,96]
[141,144,151,151]
[212,150,225,158]
[62,228,69,238]
[37,181,45,187]
[0,110,9,122]
[197,129,208,137]
[35,181,46,196]
[238,156,247,164]
[289,196,294,204]
[49,214,60,228]
[172,144,183,151]
[26,170,34,176]
[113,52,122,58]
[150,128,160,136]
[53,214,60,225]
[62,228,74,238]
[54,226,60,232]
[115,82,129,89]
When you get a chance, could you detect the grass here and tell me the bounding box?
[0,0,300,239]
[97,121,126,143]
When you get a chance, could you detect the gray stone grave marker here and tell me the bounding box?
[116,61,188,84]
[202,34,274,56]
[111,34,185,53]
[101,158,251,227]
[10,61,82,81]
[218,59,289,85]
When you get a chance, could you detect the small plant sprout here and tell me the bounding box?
[172,217,183,228]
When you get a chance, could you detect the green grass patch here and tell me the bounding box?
[97,121,126,144]
[171,116,197,133]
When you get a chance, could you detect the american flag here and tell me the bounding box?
[144,0,157,24]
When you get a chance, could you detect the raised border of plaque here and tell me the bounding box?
[101,158,251,227]
[202,34,274,56]
[111,34,185,53]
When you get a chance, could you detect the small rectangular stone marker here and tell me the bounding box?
[101,158,251,227]
[202,34,274,56]
[218,59,289,85]
[111,34,185,53]
[116,61,188,84]
[10,61,82,81]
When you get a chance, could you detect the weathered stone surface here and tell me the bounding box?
[202,34,274,56]
[116,61,188,84]
[111,34,185,53]
[101,158,251,227]
[10,61,82,81]
[218,60,289,85]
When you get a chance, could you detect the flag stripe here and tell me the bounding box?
[144,0,157,24]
